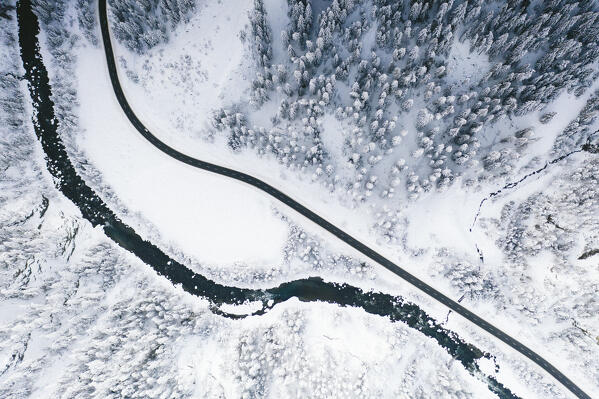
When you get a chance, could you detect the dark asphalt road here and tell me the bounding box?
[98,1,590,398]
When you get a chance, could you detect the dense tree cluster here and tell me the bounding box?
[109,0,196,52]
[76,0,98,45]
[211,0,599,227]
[553,89,599,156]
[249,0,273,69]
[433,249,497,300]
[478,157,599,383]
[493,158,599,266]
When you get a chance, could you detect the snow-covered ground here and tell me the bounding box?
[74,44,289,268]
[3,0,599,397]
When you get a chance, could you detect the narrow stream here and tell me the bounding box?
[15,0,517,396]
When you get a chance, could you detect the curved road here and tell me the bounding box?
[98,1,589,398]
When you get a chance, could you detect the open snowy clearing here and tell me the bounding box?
[72,43,289,267]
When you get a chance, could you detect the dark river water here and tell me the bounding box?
[15,0,516,396]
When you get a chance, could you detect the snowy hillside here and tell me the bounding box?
[2,0,599,398]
